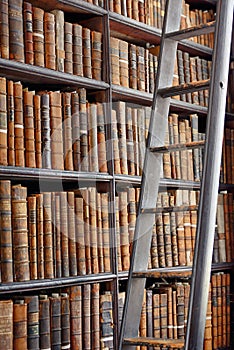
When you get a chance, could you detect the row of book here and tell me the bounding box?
[0,1,103,79]
[0,284,114,350]
[0,78,108,172]
[109,0,215,49]
[115,188,233,272]
[127,272,231,350]
[111,33,212,100]
[0,181,112,283]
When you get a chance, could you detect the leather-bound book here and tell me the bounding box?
[55,194,62,278]
[119,191,130,270]
[110,37,120,85]
[79,88,89,171]
[11,184,29,281]
[119,40,129,87]
[0,77,7,166]
[83,284,91,349]
[88,103,99,172]
[96,192,104,273]
[97,103,107,172]
[101,192,111,272]
[60,192,70,277]
[14,81,24,167]
[7,80,15,166]
[34,94,42,168]
[100,291,114,349]
[91,31,102,81]
[75,197,86,275]
[24,296,39,350]
[70,286,82,349]
[0,0,9,59]
[115,101,128,174]
[162,193,173,267]
[0,180,13,283]
[129,44,137,89]
[9,0,24,62]
[36,194,44,279]
[64,22,73,74]
[73,23,83,76]
[136,46,145,91]
[61,293,71,350]
[71,92,80,171]
[50,293,62,350]
[67,192,77,276]
[83,27,92,78]
[13,300,27,349]
[88,188,99,274]
[23,2,34,64]
[112,109,121,174]
[28,196,37,280]
[41,93,51,169]
[43,192,54,279]
[44,12,56,70]
[32,6,44,67]
[51,10,65,72]
[0,300,13,349]
[39,295,51,350]
[63,92,74,171]
[24,90,36,168]
[126,107,135,176]
[91,284,100,349]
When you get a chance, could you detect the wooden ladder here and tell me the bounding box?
[118,0,234,349]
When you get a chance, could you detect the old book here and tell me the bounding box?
[95,193,104,273]
[41,93,51,169]
[149,53,156,93]
[128,188,136,255]
[129,43,137,89]
[97,103,108,172]
[49,91,64,170]
[221,273,227,348]
[43,192,54,279]
[183,52,192,103]
[101,192,111,272]
[126,107,135,175]
[163,122,171,178]
[179,119,188,180]
[88,103,99,172]
[185,119,194,181]
[176,209,186,266]
[161,193,173,267]
[0,0,9,59]
[24,295,39,350]
[52,10,65,72]
[60,192,70,277]
[0,77,7,166]
[50,294,62,349]
[0,180,13,283]
[115,196,122,272]
[100,291,114,349]
[190,57,199,105]
[110,37,120,85]
[132,108,140,175]
[9,0,24,62]
[119,40,129,87]
[70,286,82,349]
[226,273,231,348]
[36,194,44,279]
[139,290,147,349]
[12,184,29,281]
[190,114,200,181]
[153,293,160,339]
[177,50,186,102]
[201,58,209,107]
[71,92,81,171]
[216,273,222,348]
[7,80,15,166]
[137,46,146,91]
[0,300,13,349]
[89,188,99,274]
[146,290,153,344]
[63,92,74,171]
[176,283,185,339]
[217,193,227,262]
[83,284,91,349]
[172,114,181,179]
[169,194,179,266]
[23,2,34,64]
[132,0,139,21]
[64,22,73,74]
[32,6,44,67]
[67,192,77,276]
[28,196,37,280]
[91,31,102,81]
[119,191,130,270]
[115,101,128,174]
[39,295,51,350]
[79,88,89,171]
[212,274,218,349]
[151,222,159,268]
[73,23,83,76]
[112,109,121,174]
[24,90,36,168]
[54,194,62,278]
[61,293,71,350]
[83,27,92,78]
[75,197,86,275]
[34,94,42,168]
[44,12,56,70]
[172,290,178,339]
[91,284,100,349]
[223,193,232,263]
[13,300,27,349]
[160,292,168,338]
[155,195,165,268]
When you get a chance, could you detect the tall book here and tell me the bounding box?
[28,196,38,280]
[12,184,30,282]
[7,80,15,166]
[119,40,129,87]
[32,6,45,67]
[88,103,99,172]
[71,92,81,171]
[83,27,92,78]
[24,295,40,350]
[36,194,44,279]
[112,109,121,174]
[63,92,74,171]
[34,94,42,168]
[64,22,73,74]
[13,300,27,349]
[0,300,13,349]
[44,12,56,70]
[119,191,130,270]
[83,284,91,349]
[73,23,83,76]
[91,283,100,349]
[14,81,25,167]
[91,31,102,81]
[9,0,24,62]
[75,196,86,275]
[70,286,82,349]
[100,292,114,349]
[67,191,77,276]
[0,180,13,283]
[24,90,36,168]
[89,187,99,274]
[39,295,51,350]
[41,93,51,169]
[96,192,104,273]
[0,77,7,166]
[60,192,70,277]
[79,88,89,171]
[101,192,111,272]
[0,0,9,59]
[43,192,54,279]
[61,293,71,350]
[110,37,120,85]
[52,10,65,72]
[50,294,62,350]
[23,2,34,64]
[54,194,62,278]
[115,101,128,174]
[97,103,108,172]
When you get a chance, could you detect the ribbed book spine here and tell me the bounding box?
[9,0,24,62]
[44,12,56,70]
[32,6,44,67]
[0,77,7,166]
[7,80,15,166]
[13,300,27,349]
[24,90,36,168]
[23,2,34,65]
[0,0,9,59]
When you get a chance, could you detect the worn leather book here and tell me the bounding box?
[24,295,40,350]
[24,90,36,168]
[9,0,24,62]
[32,6,44,67]
[0,0,9,59]
[39,295,51,350]
[23,2,34,64]
[13,300,27,349]
[7,80,15,166]
[52,9,65,72]
[83,27,92,78]
[0,77,7,166]
[91,31,102,81]
[64,22,73,74]
[28,196,37,279]
[43,192,54,279]
[44,12,56,70]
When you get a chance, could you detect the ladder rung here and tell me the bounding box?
[123,337,185,348]
[149,140,205,153]
[158,79,210,98]
[141,204,198,214]
[133,267,192,279]
[165,20,215,41]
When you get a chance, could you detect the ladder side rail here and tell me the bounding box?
[119,0,183,349]
[185,1,234,349]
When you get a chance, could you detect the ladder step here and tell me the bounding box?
[165,20,215,41]
[133,267,192,279]
[158,79,210,98]
[150,140,205,153]
[123,337,185,348]
[141,204,198,214]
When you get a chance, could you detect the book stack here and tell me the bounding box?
[0,78,108,172]
[108,0,215,49]
[0,284,114,350]
[0,180,112,283]
[115,187,233,271]
[0,1,103,79]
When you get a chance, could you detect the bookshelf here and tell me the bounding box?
[0,0,233,349]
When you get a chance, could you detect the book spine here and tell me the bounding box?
[60,192,70,277]
[67,192,77,276]
[44,12,56,70]
[55,194,62,278]
[100,292,114,348]
[119,191,130,270]
[89,188,99,274]
[12,184,29,282]
[52,10,65,72]
[27,196,37,280]
[110,37,120,85]
[101,192,111,272]
[71,92,81,171]
[97,103,108,173]
[116,101,128,174]
[64,22,73,74]
[50,294,62,349]
[23,2,34,65]
[112,109,121,174]
[0,300,13,349]
[126,106,135,175]
[9,0,24,62]
[96,192,104,273]
[0,0,9,59]
[88,103,99,172]
[119,40,129,87]
[32,6,44,67]
[43,192,54,279]
[34,94,42,168]
[91,283,100,349]
[24,295,40,350]
[41,93,51,169]
[7,80,15,166]
[0,180,13,283]
[161,193,173,267]
[13,300,27,349]
[39,295,51,350]
[70,286,82,349]
[75,197,86,275]
[73,23,83,76]
[83,284,91,349]
[91,31,102,81]
[36,194,44,279]
[79,88,89,171]
[61,293,71,350]
[24,90,36,168]
[0,77,7,166]
[129,44,137,89]
[83,27,92,78]
[63,92,74,171]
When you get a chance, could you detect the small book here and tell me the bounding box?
[119,40,129,88]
